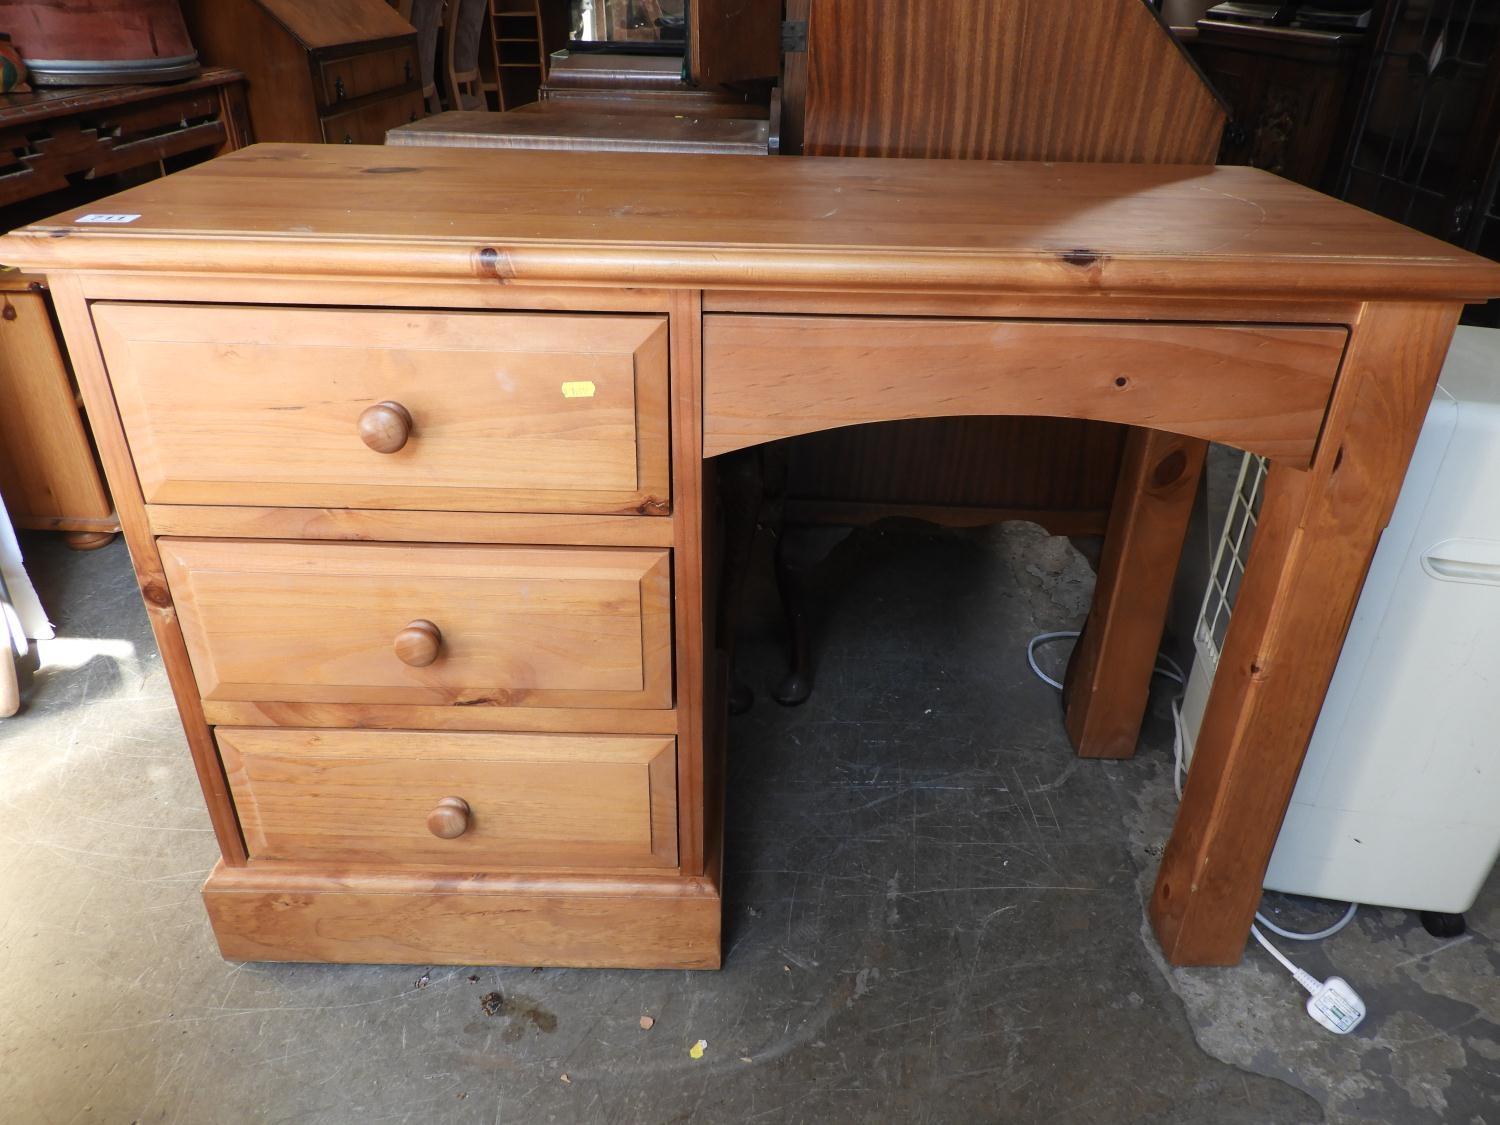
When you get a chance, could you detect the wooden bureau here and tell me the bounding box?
[181,0,424,144]
[7,145,1500,970]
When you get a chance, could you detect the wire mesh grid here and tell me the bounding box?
[1193,451,1269,672]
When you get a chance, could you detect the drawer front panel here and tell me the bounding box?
[160,539,673,708]
[318,47,416,108]
[219,727,678,869]
[702,316,1348,466]
[322,90,425,143]
[94,303,670,514]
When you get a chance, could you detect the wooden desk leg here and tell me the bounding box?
[1064,427,1206,759]
[1151,301,1460,966]
[717,448,764,714]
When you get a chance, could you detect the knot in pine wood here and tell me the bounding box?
[1059,248,1102,269]
[475,246,514,280]
[141,581,172,608]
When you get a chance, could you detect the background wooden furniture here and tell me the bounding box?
[443,0,489,110]
[0,273,113,549]
[1188,19,1368,190]
[0,67,249,214]
[537,0,777,112]
[404,0,444,111]
[544,51,690,91]
[459,2,772,154]
[481,0,552,109]
[542,75,768,117]
[386,101,769,151]
[754,0,1227,705]
[689,0,778,88]
[0,66,249,549]
[1336,0,1500,277]
[786,0,1225,536]
[181,0,424,143]
[8,144,1495,971]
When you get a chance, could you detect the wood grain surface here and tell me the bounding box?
[8,145,1500,300]
[94,303,670,515]
[689,0,781,87]
[219,727,678,869]
[803,0,1225,164]
[247,0,416,50]
[204,861,722,968]
[1064,428,1208,758]
[200,700,680,734]
[539,88,769,118]
[159,538,674,708]
[42,274,249,865]
[703,316,1346,461]
[387,106,770,154]
[1150,301,1463,964]
[0,287,113,527]
[144,506,675,546]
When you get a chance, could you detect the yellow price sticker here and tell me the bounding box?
[561,381,596,399]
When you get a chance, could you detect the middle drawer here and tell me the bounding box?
[160,538,674,708]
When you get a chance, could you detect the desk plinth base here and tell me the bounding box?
[202,863,723,969]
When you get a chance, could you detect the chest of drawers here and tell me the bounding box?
[32,229,719,967]
[9,145,1500,971]
[109,288,709,967]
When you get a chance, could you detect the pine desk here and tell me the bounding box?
[7,144,1498,969]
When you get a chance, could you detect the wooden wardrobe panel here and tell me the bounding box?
[689,0,781,87]
[802,0,1225,163]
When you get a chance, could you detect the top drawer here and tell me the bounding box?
[93,303,671,515]
[702,315,1347,467]
[317,46,417,109]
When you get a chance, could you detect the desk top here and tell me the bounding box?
[8,143,1500,300]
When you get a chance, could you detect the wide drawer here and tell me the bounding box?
[160,539,673,708]
[318,46,416,108]
[702,315,1348,466]
[219,727,678,869]
[322,90,425,144]
[93,303,670,514]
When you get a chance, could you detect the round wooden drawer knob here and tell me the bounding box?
[427,796,471,839]
[358,401,413,453]
[394,619,442,667]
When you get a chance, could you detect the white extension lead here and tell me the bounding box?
[1026,630,1366,1034]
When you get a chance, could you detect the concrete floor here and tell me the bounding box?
[2,523,1497,1124]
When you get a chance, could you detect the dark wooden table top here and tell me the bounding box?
[0,67,243,128]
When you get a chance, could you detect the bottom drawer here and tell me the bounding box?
[219,727,678,869]
[323,90,425,144]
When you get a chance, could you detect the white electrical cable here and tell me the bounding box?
[1025,630,1079,690]
[1026,629,1360,937]
[1255,900,1359,942]
[1250,925,1321,994]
